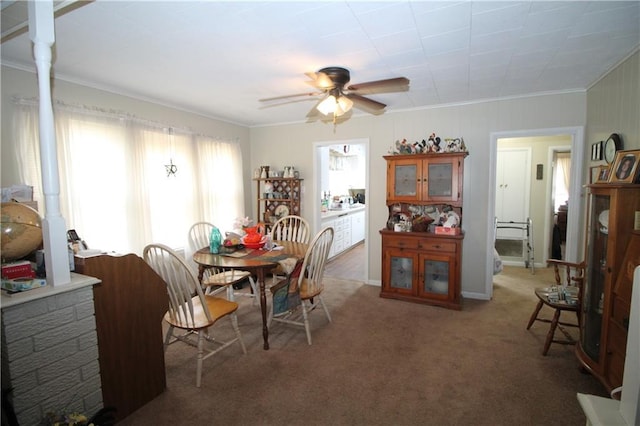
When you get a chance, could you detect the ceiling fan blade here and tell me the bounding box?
[259,91,322,102]
[306,98,325,119]
[259,97,320,110]
[346,93,386,112]
[306,71,334,89]
[347,77,409,94]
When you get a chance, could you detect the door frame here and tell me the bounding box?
[485,126,585,299]
[312,138,370,283]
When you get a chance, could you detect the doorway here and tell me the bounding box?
[313,138,369,283]
[494,146,532,266]
[485,127,585,299]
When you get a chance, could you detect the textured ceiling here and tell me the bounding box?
[2,1,639,127]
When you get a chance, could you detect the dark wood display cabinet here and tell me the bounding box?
[380,152,467,309]
[577,184,640,394]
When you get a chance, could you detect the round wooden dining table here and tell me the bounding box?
[193,240,308,350]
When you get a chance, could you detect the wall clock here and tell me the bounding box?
[604,133,622,164]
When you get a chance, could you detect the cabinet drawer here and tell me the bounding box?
[384,235,420,249]
[383,235,457,253]
[417,241,456,253]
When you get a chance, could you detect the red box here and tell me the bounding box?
[434,226,461,236]
[2,261,35,279]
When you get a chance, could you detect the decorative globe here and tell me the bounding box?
[1,202,43,261]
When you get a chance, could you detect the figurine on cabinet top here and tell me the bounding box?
[388,134,468,155]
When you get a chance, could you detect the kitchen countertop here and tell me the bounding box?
[321,204,365,220]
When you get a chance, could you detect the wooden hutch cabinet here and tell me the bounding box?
[381,152,467,310]
[577,184,640,393]
[385,152,464,206]
[255,177,302,227]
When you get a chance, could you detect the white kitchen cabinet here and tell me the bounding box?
[332,213,348,256]
[321,207,365,259]
[351,211,365,245]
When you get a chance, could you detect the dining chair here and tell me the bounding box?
[269,215,310,284]
[268,226,334,345]
[270,215,310,243]
[143,243,247,387]
[526,259,585,355]
[188,221,257,302]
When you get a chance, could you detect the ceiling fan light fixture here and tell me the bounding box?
[317,94,337,115]
[337,95,353,114]
[317,93,353,117]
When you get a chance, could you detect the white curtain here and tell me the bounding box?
[14,98,244,255]
[557,153,571,191]
[554,153,571,211]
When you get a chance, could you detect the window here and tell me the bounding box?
[14,100,244,255]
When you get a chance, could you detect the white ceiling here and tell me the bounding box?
[2,1,639,127]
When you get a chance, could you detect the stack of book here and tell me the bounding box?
[1,260,46,293]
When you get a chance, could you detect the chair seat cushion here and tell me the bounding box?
[164,295,238,330]
[300,277,323,299]
[203,270,251,286]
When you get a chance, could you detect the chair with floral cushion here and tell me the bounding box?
[268,226,334,345]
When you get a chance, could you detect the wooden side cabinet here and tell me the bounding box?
[74,253,168,422]
[381,230,462,309]
[577,184,640,394]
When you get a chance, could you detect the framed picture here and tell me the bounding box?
[591,141,603,161]
[590,166,602,183]
[609,150,640,183]
[596,165,610,183]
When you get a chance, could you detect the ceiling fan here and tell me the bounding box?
[259,67,409,123]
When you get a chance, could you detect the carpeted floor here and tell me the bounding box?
[118,265,607,425]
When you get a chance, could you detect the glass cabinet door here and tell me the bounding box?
[427,162,453,198]
[393,164,418,197]
[582,193,610,362]
[388,251,415,295]
[424,156,460,203]
[419,254,452,299]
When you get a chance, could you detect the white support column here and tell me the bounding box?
[28,0,71,286]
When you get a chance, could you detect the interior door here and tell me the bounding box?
[495,148,530,240]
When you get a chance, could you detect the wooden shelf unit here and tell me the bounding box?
[255,177,302,226]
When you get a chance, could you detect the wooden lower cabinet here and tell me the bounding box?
[380,230,462,309]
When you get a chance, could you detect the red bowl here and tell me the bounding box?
[242,237,266,249]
